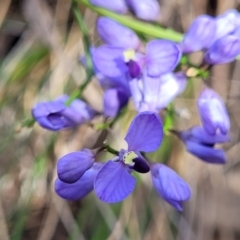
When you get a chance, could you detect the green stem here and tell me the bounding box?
[103,143,119,155]
[66,2,94,106]
[75,0,183,42]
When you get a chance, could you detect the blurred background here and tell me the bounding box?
[1,0,240,239]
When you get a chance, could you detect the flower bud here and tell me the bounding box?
[55,163,103,200]
[57,149,95,183]
[32,95,97,131]
[97,17,140,50]
[127,0,160,21]
[179,126,229,164]
[181,15,216,53]
[197,88,230,135]
[151,163,191,211]
[204,35,240,64]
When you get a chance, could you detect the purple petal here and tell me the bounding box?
[142,71,187,111]
[151,164,191,211]
[204,35,240,64]
[90,0,128,13]
[31,101,68,131]
[181,15,216,53]
[214,9,240,42]
[185,141,226,164]
[197,88,230,135]
[55,163,103,200]
[128,78,143,111]
[97,17,140,49]
[32,101,65,118]
[92,45,128,78]
[125,112,163,152]
[146,40,181,77]
[94,161,136,203]
[103,88,129,118]
[126,0,160,21]
[57,149,95,183]
[181,126,230,144]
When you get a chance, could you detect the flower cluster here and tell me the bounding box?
[30,3,234,212]
[181,10,240,64]
[55,112,191,211]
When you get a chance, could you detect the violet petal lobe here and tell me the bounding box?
[183,126,230,144]
[181,15,216,53]
[197,88,230,135]
[126,0,160,21]
[92,45,128,78]
[94,160,136,203]
[204,35,240,64]
[57,97,97,124]
[103,88,129,118]
[185,140,226,164]
[97,17,140,50]
[57,149,95,183]
[125,112,163,152]
[142,71,187,111]
[90,0,128,14]
[31,101,67,131]
[151,164,191,211]
[214,9,240,42]
[146,40,181,77]
[55,163,103,200]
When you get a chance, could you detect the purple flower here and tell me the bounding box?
[126,0,160,21]
[129,71,187,112]
[97,17,141,50]
[103,88,129,118]
[214,9,240,42]
[204,35,240,64]
[81,47,131,93]
[32,95,97,131]
[145,40,181,77]
[94,112,163,203]
[197,88,230,135]
[90,0,128,14]
[151,164,191,211]
[55,163,103,201]
[57,149,95,183]
[181,15,216,53]
[92,40,181,78]
[178,126,230,164]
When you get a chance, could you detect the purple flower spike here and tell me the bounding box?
[103,88,129,118]
[151,164,191,211]
[55,163,103,201]
[94,160,136,203]
[204,35,240,64]
[90,0,128,14]
[125,111,163,152]
[97,17,141,50]
[127,0,160,21]
[32,95,97,131]
[146,40,181,77]
[198,88,230,135]
[57,149,95,183]
[181,15,216,53]
[180,126,229,164]
[92,45,127,78]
